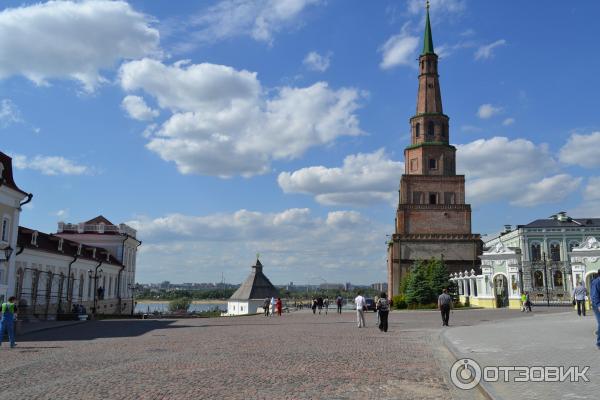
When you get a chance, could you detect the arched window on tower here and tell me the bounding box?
[428,121,434,137]
[415,123,420,137]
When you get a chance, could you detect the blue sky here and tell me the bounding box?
[1,0,599,285]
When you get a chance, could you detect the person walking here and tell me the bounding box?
[263,297,270,316]
[591,270,600,350]
[317,296,323,315]
[323,297,329,315]
[336,295,343,314]
[276,297,282,316]
[438,289,452,327]
[520,292,527,312]
[573,282,587,317]
[0,296,17,348]
[270,296,276,317]
[355,291,367,328]
[524,291,532,312]
[376,293,390,332]
[374,295,380,326]
[311,297,317,314]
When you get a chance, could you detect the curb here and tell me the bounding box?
[440,329,499,400]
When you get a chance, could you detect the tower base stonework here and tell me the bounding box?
[387,234,482,298]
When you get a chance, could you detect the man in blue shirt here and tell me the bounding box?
[0,296,17,348]
[591,270,600,349]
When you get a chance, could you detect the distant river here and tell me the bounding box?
[135,302,227,314]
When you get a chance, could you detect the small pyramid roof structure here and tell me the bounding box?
[229,259,279,301]
[422,1,435,55]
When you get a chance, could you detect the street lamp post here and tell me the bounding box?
[127,283,136,317]
[2,246,13,302]
[542,252,550,307]
[88,265,103,318]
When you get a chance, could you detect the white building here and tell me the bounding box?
[225,259,279,316]
[0,151,141,318]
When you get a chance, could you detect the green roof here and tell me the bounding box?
[422,6,434,55]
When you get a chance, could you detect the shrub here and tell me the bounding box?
[168,298,191,313]
[392,295,407,309]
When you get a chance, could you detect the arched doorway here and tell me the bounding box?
[494,274,509,308]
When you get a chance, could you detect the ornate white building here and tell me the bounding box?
[452,212,600,309]
[1,151,141,318]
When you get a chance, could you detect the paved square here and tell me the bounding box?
[0,309,561,399]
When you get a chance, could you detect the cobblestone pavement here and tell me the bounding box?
[0,308,563,400]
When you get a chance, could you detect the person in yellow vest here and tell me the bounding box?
[0,296,17,348]
[520,293,527,312]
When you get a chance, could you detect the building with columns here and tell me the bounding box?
[452,212,600,309]
[0,150,141,318]
[387,5,482,298]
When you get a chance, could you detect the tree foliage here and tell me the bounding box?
[401,258,450,305]
[168,298,192,313]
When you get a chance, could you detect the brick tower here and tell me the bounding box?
[387,3,482,298]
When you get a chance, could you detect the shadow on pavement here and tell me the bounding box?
[19,320,197,342]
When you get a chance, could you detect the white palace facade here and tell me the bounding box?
[1,151,141,319]
[452,212,600,310]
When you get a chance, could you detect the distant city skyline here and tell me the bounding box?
[2,1,599,285]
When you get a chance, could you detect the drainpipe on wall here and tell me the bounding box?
[65,254,79,314]
[92,261,103,319]
[18,193,33,210]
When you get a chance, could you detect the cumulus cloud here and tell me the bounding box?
[456,136,575,206]
[121,95,159,121]
[511,174,582,207]
[120,58,364,177]
[474,39,506,60]
[183,0,321,47]
[477,103,502,119]
[12,154,91,175]
[303,51,331,72]
[0,0,159,91]
[570,177,600,217]
[379,25,419,69]
[127,208,388,283]
[502,118,515,126]
[278,149,403,206]
[559,132,600,168]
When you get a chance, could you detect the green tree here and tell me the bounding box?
[168,298,192,313]
[426,258,450,298]
[404,261,432,305]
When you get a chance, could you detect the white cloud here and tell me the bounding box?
[0,0,159,91]
[278,149,403,206]
[477,103,502,119]
[502,117,515,126]
[121,95,159,121]
[185,0,321,47]
[511,174,582,207]
[303,51,331,72]
[407,0,466,15]
[379,25,419,69]
[474,39,507,60]
[12,154,91,176]
[559,132,600,168]
[0,99,22,127]
[128,208,388,284]
[583,177,600,202]
[120,58,364,177]
[456,136,574,206]
[55,209,69,218]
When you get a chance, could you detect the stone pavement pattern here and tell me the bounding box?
[0,309,560,400]
[445,311,599,400]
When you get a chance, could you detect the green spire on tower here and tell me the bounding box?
[422,0,434,55]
